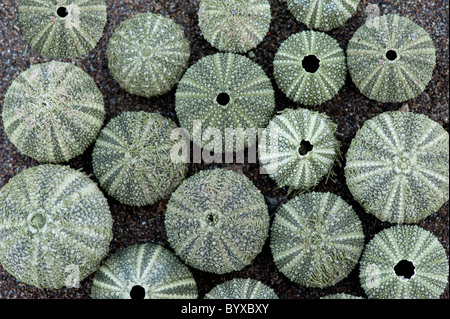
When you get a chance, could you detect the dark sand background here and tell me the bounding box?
[0,0,448,299]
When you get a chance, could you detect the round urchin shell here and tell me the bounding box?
[359,225,449,299]
[18,0,107,59]
[270,192,365,288]
[259,108,340,192]
[91,243,198,299]
[107,12,190,98]
[347,14,436,103]
[198,0,272,53]
[321,293,364,299]
[286,0,360,31]
[204,278,278,299]
[92,111,187,207]
[175,52,275,153]
[0,164,113,289]
[164,169,269,274]
[345,111,449,224]
[273,30,346,106]
[2,61,105,163]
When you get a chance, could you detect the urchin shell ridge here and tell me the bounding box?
[345,111,449,224]
[91,243,198,299]
[205,278,279,299]
[0,164,113,289]
[359,225,449,299]
[2,61,105,163]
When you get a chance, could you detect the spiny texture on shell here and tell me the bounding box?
[175,52,275,152]
[321,293,364,299]
[92,111,187,207]
[205,278,278,299]
[259,108,340,192]
[270,192,365,288]
[107,12,190,98]
[345,111,449,224]
[359,225,449,299]
[274,31,346,106]
[2,61,105,163]
[165,169,269,274]
[347,14,436,103]
[0,165,113,289]
[198,0,271,53]
[286,0,360,31]
[18,0,107,59]
[91,243,198,299]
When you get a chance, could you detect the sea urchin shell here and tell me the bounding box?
[205,278,278,299]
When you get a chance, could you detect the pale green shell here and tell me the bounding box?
[198,0,271,53]
[258,108,340,192]
[91,243,198,299]
[0,164,113,289]
[165,169,269,274]
[18,0,107,59]
[345,111,449,224]
[205,278,279,299]
[274,30,346,105]
[286,0,360,31]
[92,111,187,207]
[359,225,449,299]
[270,192,365,288]
[175,52,275,152]
[2,61,105,163]
[347,14,436,103]
[107,12,190,98]
[321,293,364,299]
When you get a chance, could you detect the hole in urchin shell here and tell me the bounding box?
[394,260,415,279]
[208,213,215,222]
[57,7,68,17]
[386,50,398,61]
[298,140,313,156]
[130,285,145,299]
[216,92,230,106]
[302,55,320,73]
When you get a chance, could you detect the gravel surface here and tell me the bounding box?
[0,0,448,299]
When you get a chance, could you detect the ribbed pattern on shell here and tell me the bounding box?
[2,61,105,163]
[286,0,360,31]
[205,278,278,299]
[165,169,269,274]
[175,52,275,152]
[345,111,449,224]
[92,111,187,207]
[91,243,198,299]
[198,0,271,53]
[274,31,346,105]
[270,192,365,288]
[359,225,449,299]
[259,108,340,192]
[18,0,107,59]
[107,12,190,98]
[0,165,113,289]
[347,14,436,103]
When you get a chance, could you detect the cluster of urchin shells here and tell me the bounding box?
[0,0,448,301]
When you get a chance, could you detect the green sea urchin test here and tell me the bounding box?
[345,111,449,224]
[2,61,105,163]
[359,225,449,299]
[273,30,346,106]
[198,0,272,53]
[347,14,436,103]
[165,169,269,274]
[91,243,198,299]
[18,0,107,59]
[270,192,365,288]
[0,164,113,289]
[175,52,275,153]
[321,293,364,299]
[205,278,278,299]
[259,108,340,192]
[92,111,187,207]
[107,12,190,98]
[286,0,360,31]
